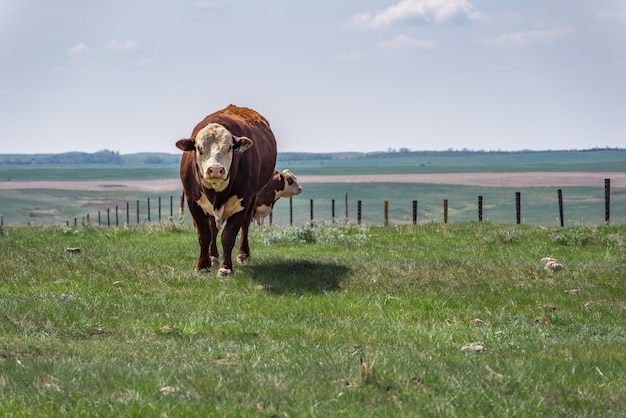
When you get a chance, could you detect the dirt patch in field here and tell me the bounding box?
[0,172,624,191]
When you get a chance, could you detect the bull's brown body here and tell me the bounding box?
[177,105,277,275]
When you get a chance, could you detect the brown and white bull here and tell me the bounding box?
[176,105,277,276]
[253,169,302,226]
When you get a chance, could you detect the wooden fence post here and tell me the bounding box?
[516,192,521,224]
[126,201,130,225]
[557,189,564,227]
[136,200,140,224]
[443,199,448,224]
[98,211,101,226]
[147,198,151,223]
[310,199,314,225]
[115,205,119,226]
[478,196,483,222]
[357,200,362,225]
[158,197,162,222]
[331,199,335,223]
[170,195,173,219]
[384,201,389,227]
[289,197,293,226]
[605,179,611,225]
[345,192,349,220]
[412,200,417,224]
[107,208,110,227]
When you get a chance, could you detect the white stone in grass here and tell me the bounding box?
[461,343,486,352]
[544,260,563,271]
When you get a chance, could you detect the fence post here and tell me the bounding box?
[86,213,90,226]
[357,200,362,225]
[147,198,151,223]
[107,208,110,227]
[289,197,293,226]
[115,205,119,226]
[384,201,389,227]
[126,202,130,225]
[158,197,162,222]
[412,200,418,224]
[310,199,314,225]
[478,196,483,222]
[345,192,349,220]
[331,199,336,223]
[74,218,77,227]
[516,192,521,224]
[557,189,564,227]
[443,199,448,224]
[136,200,140,224]
[170,195,173,219]
[269,210,273,226]
[98,211,101,226]
[605,179,611,225]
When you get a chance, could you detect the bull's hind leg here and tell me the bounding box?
[208,215,220,267]
[237,200,256,265]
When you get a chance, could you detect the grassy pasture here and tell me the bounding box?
[0,222,625,416]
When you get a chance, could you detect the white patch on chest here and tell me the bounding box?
[196,192,244,225]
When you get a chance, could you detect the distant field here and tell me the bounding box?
[1,150,625,226]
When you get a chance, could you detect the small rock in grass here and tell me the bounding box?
[461,343,486,352]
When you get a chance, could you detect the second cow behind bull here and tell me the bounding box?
[176,105,277,276]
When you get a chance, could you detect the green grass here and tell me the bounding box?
[1,222,625,416]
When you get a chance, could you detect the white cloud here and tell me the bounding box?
[488,27,572,47]
[67,42,90,55]
[597,11,626,21]
[377,35,436,52]
[346,0,482,29]
[105,39,139,51]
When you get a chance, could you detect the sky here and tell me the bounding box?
[1,0,625,155]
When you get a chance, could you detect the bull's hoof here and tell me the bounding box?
[210,256,220,267]
[236,253,250,264]
[217,268,232,278]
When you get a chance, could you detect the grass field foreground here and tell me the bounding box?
[0,221,625,416]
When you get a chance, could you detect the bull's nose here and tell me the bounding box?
[207,166,225,178]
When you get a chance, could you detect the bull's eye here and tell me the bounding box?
[197,147,204,156]
[287,178,294,185]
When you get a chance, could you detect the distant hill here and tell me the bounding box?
[0,148,624,167]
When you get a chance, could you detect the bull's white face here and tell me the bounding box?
[194,123,238,192]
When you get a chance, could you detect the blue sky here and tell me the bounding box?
[1,0,625,154]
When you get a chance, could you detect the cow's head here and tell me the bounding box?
[176,123,253,192]
[278,169,303,198]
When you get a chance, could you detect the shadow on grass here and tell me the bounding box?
[245,259,351,294]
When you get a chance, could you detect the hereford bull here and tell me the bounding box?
[176,105,277,276]
[253,169,302,226]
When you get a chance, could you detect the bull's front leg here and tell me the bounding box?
[208,215,220,267]
[217,213,245,277]
[193,214,213,272]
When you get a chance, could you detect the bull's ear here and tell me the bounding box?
[176,138,196,151]
[233,136,253,153]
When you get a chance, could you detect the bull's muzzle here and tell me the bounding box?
[207,165,225,179]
